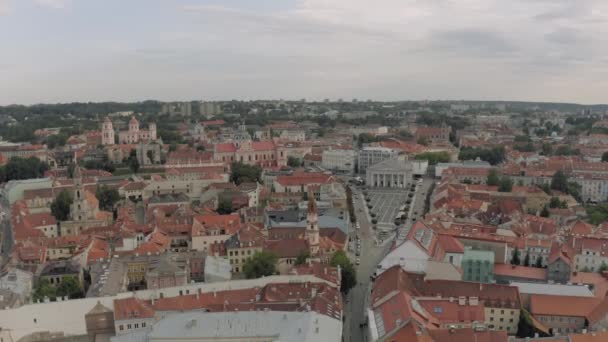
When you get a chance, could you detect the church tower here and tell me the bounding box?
[101,117,115,146]
[70,161,90,223]
[305,190,320,257]
[149,122,157,141]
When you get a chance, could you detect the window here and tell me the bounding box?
[127,324,132,329]
[135,323,139,329]
[142,322,146,328]
[119,325,124,331]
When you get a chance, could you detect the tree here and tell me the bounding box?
[96,185,120,211]
[330,250,357,294]
[217,196,233,215]
[414,152,450,166]
[541,143,553,156]
[535,256,543,268]
[511,248,521,265]
[417,137,429,146]
[230,162,262,185]
[498,176,513,192]
[549,197,561,208]
[524,252,530,267]
[540,206,550,217]
[295,250,310,266]
[551,170,569,193]
[287,156,302,168]
[33,278,57,302]
[458,146,505,165]
[0,157,50,183]
[602,152,608,162]
[599,262,608,273]
[243,251,278,279]
[57,276,84,299]
[126,149,140,173]
[51,190,73,221]
[486,169,500,186]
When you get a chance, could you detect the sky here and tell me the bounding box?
[1,0,608,105]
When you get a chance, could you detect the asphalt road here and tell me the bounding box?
[343,177,435,342]
[0,196,13,270]
[343,186,392,342]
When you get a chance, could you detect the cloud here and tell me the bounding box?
[2,0,608,104]
[0,0,13,15]
[35,0,69,9]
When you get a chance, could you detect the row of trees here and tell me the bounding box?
[0,157,49,183]
[33,277,84,302]
[230,162,262,185]
[414,151,450,166]
[459,146,505,165]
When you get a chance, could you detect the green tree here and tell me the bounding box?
[541,143,553,156]
[57,276,84,299]
[486,169,500,186]
[599,262,608,273]
[511,248,521,265]
[243,251,278,279]
[535,256,543,268]
[126,149,140,174]
[524,252,530,267]
[551,170,569,193]
[498,176,513,192]
[230,162,262,185]
[217,196,233,215]
[96,185,120,211]
[0,157,50,183]
[51,190,73,221]
[414,152,450,166]
[33,279,57,302]
[417,137,429,146]
[330,250,357,294]
[540,206,550,217]
[602,152,608,162]
[295,250,310,266]
[287,156,302,168]
[549,197,561,208]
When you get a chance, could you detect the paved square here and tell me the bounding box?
[366,189,411,228]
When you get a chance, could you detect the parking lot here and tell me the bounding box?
[365,188,412,230]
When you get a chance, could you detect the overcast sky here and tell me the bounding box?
[1,0,607,105]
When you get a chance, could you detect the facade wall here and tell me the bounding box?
[485,307,520,335]
[547,259,571,284]
[534,314,585,335]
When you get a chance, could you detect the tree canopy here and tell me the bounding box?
[0,157,49,183]
[230,162,262,185]
[96,185,120,211]
[414,152,450,166]
[243,251,278,279]
[330,250,357,294]
[486,169,500,186]
[33,276,84,302]
[458,146,505,165]
[51,190,73,221]
[498,176,513,192]
[287,156,302,168]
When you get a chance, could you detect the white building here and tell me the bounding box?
[357,147,399,173]
[322,149,357,174]
[111,311,342,342]
[365,158,413,188]
[203,256,232,283]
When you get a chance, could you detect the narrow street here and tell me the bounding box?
[343,177,434,342]
[343,186,392,342]
[0,196,13,270]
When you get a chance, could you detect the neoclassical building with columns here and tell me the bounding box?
[365,158,414,188]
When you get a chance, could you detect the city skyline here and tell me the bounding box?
[1,0,608,105]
